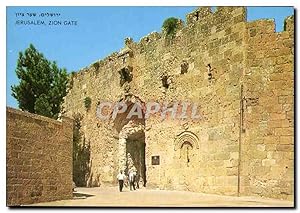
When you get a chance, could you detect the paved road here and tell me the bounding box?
[32,186,293,207]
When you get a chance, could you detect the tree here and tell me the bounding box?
[11,44,68,119]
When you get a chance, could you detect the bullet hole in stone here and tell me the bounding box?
[119,66,133,86]
[194,11,199,21]
[207,64,213,81]
[180,60,189,74]
[161,75,170,89]
[245,97,259,106]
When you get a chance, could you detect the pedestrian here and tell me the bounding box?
[135,171,140,189]
[72,181,76,192]
[117,170,126,192]
[129,169,136,191]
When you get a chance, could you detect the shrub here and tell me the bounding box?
[68,71,76,90]
[162,17,180,38]
[84,97,92,110]
[92,61,100,74]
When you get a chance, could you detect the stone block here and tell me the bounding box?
[276,144,293,152]
[256,144,265,151]
[226,167,238,176]
[270,113,286,120]
[230,152,239,159]
[274,127,293,136]
[280,136,293,144]
[252,150,267,159]
[262,159,276,167]
[214,152,231,160]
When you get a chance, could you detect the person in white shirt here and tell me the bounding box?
[129,168,137,191]
[117,170,126,192]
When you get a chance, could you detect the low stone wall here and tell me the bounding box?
[6,107,73,206]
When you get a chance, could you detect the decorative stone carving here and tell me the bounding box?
[174,131,199,151]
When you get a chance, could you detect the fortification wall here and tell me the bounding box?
[134,7,246,196]
[240,16,294,200]
[6,107,73,206]
[63,6,294,200]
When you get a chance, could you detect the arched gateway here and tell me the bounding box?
[112,95,147,187]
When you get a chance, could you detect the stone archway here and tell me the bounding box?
[118,123,146,186]
[113,95,147,186]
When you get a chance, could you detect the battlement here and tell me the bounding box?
[186,6,246,26]
[247,18,276,35]
[284,15,294,32]
[70,7,293,84]
[246,14,294,46]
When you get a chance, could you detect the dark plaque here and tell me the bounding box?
[151,156,160,165]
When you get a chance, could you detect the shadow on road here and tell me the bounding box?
[73,192,95,199]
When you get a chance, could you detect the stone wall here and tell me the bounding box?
[240,16,294,200]
[6,107,73,206]
[63,6,294,200]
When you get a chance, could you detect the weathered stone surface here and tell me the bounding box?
[241,14,294,201]
[6,107,73,206]
[62,7,294,201]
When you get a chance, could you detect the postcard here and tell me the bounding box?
[6,6,294,207]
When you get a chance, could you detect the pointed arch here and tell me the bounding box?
[174,131,199,151]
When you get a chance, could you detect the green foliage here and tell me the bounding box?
[162,17,180,38]
[84,97,92,110]
[68,71,76,90]
[92,62,100,75]
[92,61,100,71]
[11,44,68,119]
[34,94,52,117]
[72,113,91,187]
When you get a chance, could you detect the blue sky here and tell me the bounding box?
[6,6,294,108]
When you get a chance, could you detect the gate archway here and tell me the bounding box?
[112,95,147,187]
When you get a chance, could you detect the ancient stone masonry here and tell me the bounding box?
[6,107,73,206]
[240,15,294,200]
[63,7,294,200]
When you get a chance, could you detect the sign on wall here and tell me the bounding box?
[151,156,160,165]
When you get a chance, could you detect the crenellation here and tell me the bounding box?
[186,7,212,25]
[284,15,294,33]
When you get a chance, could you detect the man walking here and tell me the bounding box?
[129,169,136,191]
[135,171,140,189]
[117,170,126,192]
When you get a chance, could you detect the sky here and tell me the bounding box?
[6,6,294,108]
